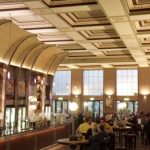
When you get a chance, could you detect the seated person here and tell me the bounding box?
[95,113,100,124]
[77,117,92,150]
[89,124,110,150]
[86,122,98,139]
[77,117,92,136]
[99,118,113,133]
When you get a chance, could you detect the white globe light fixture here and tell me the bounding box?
[69,102,78,112]
[69,102,78,135]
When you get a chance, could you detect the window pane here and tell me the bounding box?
[83,70,103,96]
[117,69,138,96]
[52,71,71,95]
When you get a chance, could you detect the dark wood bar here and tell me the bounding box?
[0,123,71,150]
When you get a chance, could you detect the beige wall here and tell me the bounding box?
[138,67,150,113]
[70,68,150,114]
[104,68,116,114]
[71,69,83,110]
[53,67,150,114]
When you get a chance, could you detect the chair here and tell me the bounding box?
[125,134,136,150]
[115,146,126,150]
[99,133,115,150]
[108,133,115,150]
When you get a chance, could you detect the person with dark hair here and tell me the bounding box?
[77,117,92,136]
[77,117,92,150]
[145,114,150,144]
[130,114,138,134]
[86,122,98,139]
[99,118,113,133]
[95,113,100,124]
[76,111,84,126]
[89,124,110,150]
[141,113,148,143]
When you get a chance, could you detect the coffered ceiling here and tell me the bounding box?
[0,0,150,69]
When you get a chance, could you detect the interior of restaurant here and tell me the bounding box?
[0,0,150,150]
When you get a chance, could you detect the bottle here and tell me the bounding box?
[82,135,85,141]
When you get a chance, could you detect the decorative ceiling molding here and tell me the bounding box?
[63,56,135,64]
[0,0,150,69]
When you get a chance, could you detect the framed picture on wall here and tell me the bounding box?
[106,97,113,108]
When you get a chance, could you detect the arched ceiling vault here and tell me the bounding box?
[32,46,67,75]
[46,52,68,75]
[0,19,68,74]
[49,53,69,75]
[7,34,36,65]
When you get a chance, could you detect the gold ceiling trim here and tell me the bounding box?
[63,56,135,64]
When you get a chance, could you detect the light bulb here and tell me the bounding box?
[41,79,43,85]
[7,71,10,79]
[34,78,36,84]
[69,102,78,112]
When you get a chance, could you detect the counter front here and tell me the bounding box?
[0,123,71,150]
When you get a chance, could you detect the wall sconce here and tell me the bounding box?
[105,90,114,97]
[34,78,36,84]
[106,94,112,99]
[41,80,43,85]
[143,95,147,100]
[72,85,81,95]
[141,90,149,100]
[7,71,10,79]
[108,95,111,98]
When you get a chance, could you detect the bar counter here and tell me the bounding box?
[0,123,71,150]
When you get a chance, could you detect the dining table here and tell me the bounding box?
[113,126,132,145]
[57,138,89,150]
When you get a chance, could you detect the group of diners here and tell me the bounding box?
[76,117,114,150]
[75,112,150,150]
